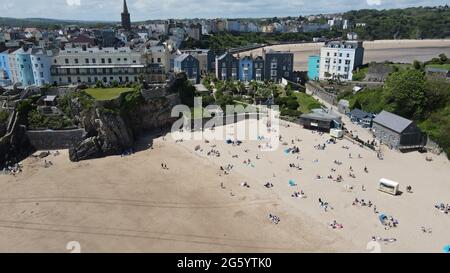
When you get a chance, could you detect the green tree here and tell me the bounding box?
[384,70,427,119]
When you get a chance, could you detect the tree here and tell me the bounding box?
[439,53,448,63]
[384,70,427,119]
[413,60,423,70]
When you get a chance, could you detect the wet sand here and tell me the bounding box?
[239,39,450,70]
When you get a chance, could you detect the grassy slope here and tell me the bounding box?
[85,88,134,101]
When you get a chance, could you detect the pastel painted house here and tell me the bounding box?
[239,56,253,82]
[308,55,320,80]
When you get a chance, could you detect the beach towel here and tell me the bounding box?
[443,245,450,253]
[289,180,296,186]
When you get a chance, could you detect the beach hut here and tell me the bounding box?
[378,178,400,196]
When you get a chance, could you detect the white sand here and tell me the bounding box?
[239,39,450,70]
[0,114,448,252]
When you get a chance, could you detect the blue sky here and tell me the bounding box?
[0,0,449,21]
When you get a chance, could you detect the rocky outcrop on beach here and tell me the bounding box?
[69,75,184,162]
[69,107,134,162]
[0,111,33,169]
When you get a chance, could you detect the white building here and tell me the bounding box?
[319,41,364,81]
[51,46,145,85]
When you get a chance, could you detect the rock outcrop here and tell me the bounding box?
[69,107,134,162]
[0,111,34,169]
[69,75,187,162]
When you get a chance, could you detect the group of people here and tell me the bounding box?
[1,162,23,175]
[268,214,281,224]
[292,191,306,199]
[434,203,449,214]
[329,220,343,229]
[318,198,333,212]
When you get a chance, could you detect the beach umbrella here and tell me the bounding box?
[378,214,387,224]
[443,245,450,253]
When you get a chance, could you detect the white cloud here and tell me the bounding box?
[367,0,382,5]
[66,0,81,7]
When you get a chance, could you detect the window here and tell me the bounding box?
[75,59,79,64]
[92,58,96,64]
[101,58,105,64]
[157,58,161,63]
[85,59,89,64]
[65,59,69,64]
[108,58,112,64]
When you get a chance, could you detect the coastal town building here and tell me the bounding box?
[307,55,320,80]
[215,52,239,81]
[180,49,214,75]
[319,40,364,81]
[264,50,294,83]
[173,53,200,84]
[253,56,265,81]
[50,46,145,85]
[239,56,254,82]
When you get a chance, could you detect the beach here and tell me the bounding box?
[0,114,449,252]
[239,39,450,70]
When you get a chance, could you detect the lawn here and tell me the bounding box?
[426,64,450,70]
[85,88,134,101]
[296,92,323,113]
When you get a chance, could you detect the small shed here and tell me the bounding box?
[348,108,374,128]
[299,109,342,132]
[43,95,57,106]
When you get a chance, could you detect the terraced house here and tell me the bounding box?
[51,46,145,85]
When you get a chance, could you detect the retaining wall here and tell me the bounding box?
[26,128,86,150]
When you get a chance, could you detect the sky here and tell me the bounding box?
[0,0,449,21]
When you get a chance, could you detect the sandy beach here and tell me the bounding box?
[239,39,450,70]
[0,112,449,252]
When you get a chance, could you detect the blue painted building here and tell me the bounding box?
[174,53,200,84]
[239,56,253,82]
[0,50,12,81]
[308,55,320,80]
[14,46,35,87]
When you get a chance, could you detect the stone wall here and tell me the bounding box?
[26,128,86,150]
[183,113,262,132]
[306,82,338,106]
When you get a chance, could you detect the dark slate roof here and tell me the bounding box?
[373,110,412,133]
[174,53,191,62]
[349,108,373,120]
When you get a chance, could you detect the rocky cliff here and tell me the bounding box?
[0,111,34,169]
[69,76,183,162]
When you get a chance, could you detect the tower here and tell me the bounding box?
[121,0,131,30]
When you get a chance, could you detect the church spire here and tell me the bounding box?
[121,0,131,30]
[123,0,128,13]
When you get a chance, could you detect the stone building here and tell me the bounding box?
[372,110,426,150]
